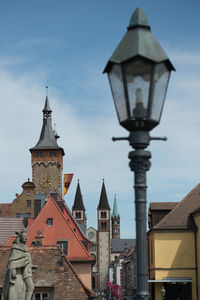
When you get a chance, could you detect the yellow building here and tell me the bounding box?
[148,183,200,300]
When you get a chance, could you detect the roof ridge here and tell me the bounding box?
[154,183,200,229]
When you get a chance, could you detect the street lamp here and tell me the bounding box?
[104,7,175,300]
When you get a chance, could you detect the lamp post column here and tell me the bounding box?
[129,131,151,300]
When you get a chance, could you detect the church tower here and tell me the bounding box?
[29,90,64,211]
[111,195,120,239]
[72,180,87,227]
[97,180,110,291]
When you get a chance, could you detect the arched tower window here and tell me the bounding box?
[101,211,107,219]
[75,212,81,219]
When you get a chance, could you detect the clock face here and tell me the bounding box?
[40,174,53,188]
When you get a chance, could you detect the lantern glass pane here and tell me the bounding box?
[124,59,153,119]
[108,64,128,122]
[150,63,170,122]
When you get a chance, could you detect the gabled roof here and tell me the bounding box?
[30,96,64,155]
[0,218,25,245]
[0,245,94,299]
[26,197,93,262]
[154,183,200,230]
[72,181,85,211]
[97,180,110,210]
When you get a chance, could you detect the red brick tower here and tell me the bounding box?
[29,90,64,216]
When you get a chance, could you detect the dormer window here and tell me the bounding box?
[57,240,68,255]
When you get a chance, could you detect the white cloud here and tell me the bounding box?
[1,47,200,238]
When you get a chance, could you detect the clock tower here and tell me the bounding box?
[30,93,64,203]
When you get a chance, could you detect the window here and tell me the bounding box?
[35,152,39,158]
[16,213,20,218]
[27,200,31,207]
[35,292,50,300]
[57,240,68,255]
[81,240,88,251]
[39,152,43,157]
[75,212,81,219]
[27,191,30,196]
[101,211,107,219]
[50,151,57,157]
[90,243,96,251]
[46,218,53,226]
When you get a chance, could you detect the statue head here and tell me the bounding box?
[15,229,28,244]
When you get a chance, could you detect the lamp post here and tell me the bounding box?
[104,7,175,300]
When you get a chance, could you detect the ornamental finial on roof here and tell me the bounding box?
[46,80,49,97]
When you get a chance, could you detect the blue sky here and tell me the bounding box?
[1,0,200,238]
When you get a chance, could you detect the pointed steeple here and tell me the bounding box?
[97,180,110,210]
[43,96,52,115]
[72,180,85,211]
[112,195,119,218]
[30,93,64,155]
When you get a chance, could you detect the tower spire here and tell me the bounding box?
[72,180,86,227]
[97,180,110,210]
[111,195,120,239]
[72,180,85,211]
[112,194,119,218]
[30,87,64,155]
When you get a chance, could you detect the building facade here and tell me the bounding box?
[148,184,200,300]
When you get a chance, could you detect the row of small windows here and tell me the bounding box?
[35,151,57,158]
[16,212,31,218]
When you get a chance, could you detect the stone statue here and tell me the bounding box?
[3,229,34,300]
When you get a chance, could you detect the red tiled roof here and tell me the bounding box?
[154,183,200,229]
[0,245,93,299]
[0,217,25,245]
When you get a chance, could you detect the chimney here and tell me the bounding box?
[60,253,65,266]
[35,230,44,246]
